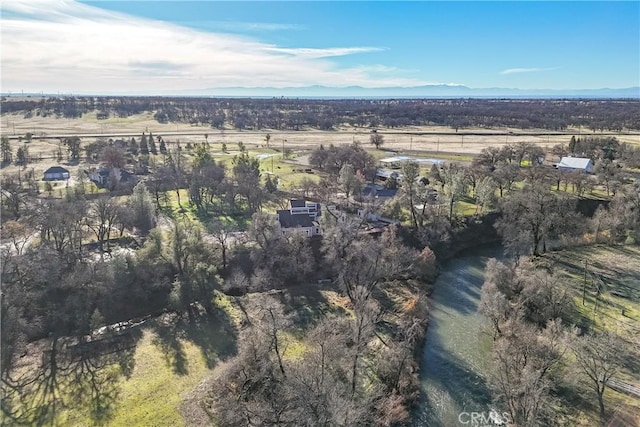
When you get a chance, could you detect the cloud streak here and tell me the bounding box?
[500,67,559,75]
[0,0,424,93]
[207,21,305,32]
[265,47,385,59]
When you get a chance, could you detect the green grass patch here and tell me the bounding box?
[280,332,308,361]
[543,245,640,340]
[52,303,238,426]
[539,245,640,424]
[102,331,213,426]
[456,200,479,216]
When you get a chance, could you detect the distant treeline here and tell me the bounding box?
[2,96,640,132]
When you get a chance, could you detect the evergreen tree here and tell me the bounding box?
[159,137,167,154]
[128,182,156,235]
[265,174,278,193]
[140,133,149,155]
[129,137,138,155]
[15,146,27,165]
[428,163,442,187]
[148,132,157,154]
[1,136,12,164]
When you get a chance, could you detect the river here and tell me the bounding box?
[414,246,504,426]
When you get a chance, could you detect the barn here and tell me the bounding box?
[556,157,593,173]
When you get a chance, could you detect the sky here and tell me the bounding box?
[1,0,639,95]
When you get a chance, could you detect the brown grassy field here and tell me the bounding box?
[3,111,639,154]
[3,111,639,192]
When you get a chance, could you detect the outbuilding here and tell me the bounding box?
[43,166,70,181]
[556,157,593,173]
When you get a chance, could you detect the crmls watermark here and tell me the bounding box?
[458,410,512,426]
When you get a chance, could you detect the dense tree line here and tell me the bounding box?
[3,96,639,131]
[206,221,436,426]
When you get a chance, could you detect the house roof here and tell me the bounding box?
[44,166,69,174]
[277,210,314,228]
[379,155,413,163]
[558,157,592,169]
[289,199,306,208]
[376,169,402,179]
[362,184,398,198]
[379,155,445,165]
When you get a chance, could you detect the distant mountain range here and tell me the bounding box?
[3,85,639,99]
[195,84,640,99]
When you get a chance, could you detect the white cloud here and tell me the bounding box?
[500,67,559,75]
[265,47,385,59]
[207,21,305,32]
[0,0,426,93]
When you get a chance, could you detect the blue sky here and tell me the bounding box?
[1,1,638,94]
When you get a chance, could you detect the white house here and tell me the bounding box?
[379,155,413,168]
[556,157,593,173]
[43,166,70,181]
[275,199,322,238]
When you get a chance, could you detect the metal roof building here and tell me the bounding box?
[557,157,593,173]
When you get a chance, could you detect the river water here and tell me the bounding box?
[414,246,504,426]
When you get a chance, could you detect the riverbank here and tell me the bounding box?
[413,242,640,426]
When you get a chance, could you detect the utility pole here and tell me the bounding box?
[410,136,413,151]
[461,135,464,147]
[437,138,440,152]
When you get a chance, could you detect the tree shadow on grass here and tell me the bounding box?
[275,283,347,331]
[150,303,238,375]
[2,329,142,426]
[153,322,190,376]
[178,314,238,369]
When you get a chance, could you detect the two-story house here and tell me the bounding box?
[275,199,322,237]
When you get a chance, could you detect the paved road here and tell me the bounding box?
[8,129,634,141]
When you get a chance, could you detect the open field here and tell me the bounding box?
[543,245,640,343]
[3,111,639,193]
[4,111,637,195]
[3,112,640,156]
[541,245,640,425]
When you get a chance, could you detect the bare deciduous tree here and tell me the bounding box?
[570,331,623,423]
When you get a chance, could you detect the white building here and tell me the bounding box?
[557,157,593,173]
[275,199,322,238]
